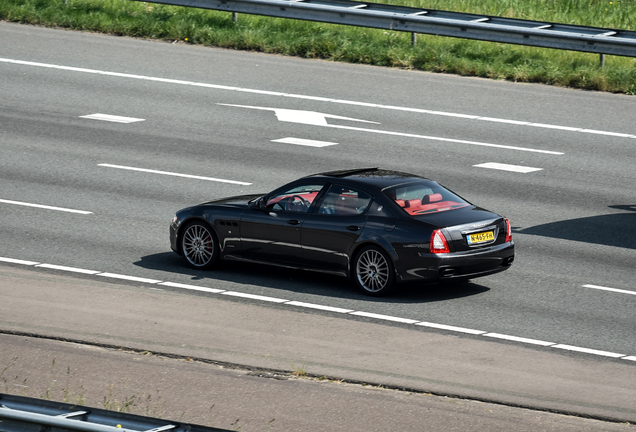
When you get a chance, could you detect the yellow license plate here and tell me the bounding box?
[467,231,495,245]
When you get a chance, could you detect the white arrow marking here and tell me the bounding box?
[220,104,563,155]
[218,104,379,125]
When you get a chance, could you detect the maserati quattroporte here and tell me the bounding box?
[170,168,514,295]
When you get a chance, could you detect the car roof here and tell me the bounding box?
[304,168,432,190]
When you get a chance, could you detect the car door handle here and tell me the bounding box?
[287,219,301,225]
[346,225,360,231]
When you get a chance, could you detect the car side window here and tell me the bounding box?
[317,185,372,216]
[264,184,325,213]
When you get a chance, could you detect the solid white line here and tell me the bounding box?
[415,321,486,335]
[552,344,625,358]
[221,291,289,303]
[98,164,252,185]
[0,257,40,266]
[36,264,100,275]
[326,124,563,155]
[80,113,145,123]
[349,311,420,324]
[272,137,339,147]
[0,199,93,215]
[2,57,633,140]
[583,284,636,296]
[97,273,162,284]
[623,356,636,362]
[158,281,226,294]
[483,333,555,346]
[474,162,544,173]
[285,301,354,313]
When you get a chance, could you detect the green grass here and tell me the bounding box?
[1,0,635,93]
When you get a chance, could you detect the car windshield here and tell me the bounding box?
[383,181,470,215]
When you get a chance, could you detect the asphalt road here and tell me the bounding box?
[0,20,635,426]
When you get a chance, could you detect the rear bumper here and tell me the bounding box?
[395,241,515,283]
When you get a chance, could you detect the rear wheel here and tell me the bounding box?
[181,221,219,269]
[353,246,395,296]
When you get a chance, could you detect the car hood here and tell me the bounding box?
[411,205,501,228]
[200,194,264,206]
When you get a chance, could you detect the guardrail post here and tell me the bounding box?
[600,53,605,67]
[411,32,417,46]
[233,12,237,23]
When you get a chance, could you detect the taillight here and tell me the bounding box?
[505,218,512,243]
[430,229,450,253]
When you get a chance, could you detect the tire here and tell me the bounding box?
[180,221,219,270]
[353,246,395,296]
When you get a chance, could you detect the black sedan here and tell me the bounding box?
[170,168,514,296]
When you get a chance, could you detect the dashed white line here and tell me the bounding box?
[483,333,555,346]
[36,264,100,275]
[0,199,93,215]
[552,344,625,358]
[415,322,486,335]
[583,284,636,296]
[80,113,145,123]
[221,291,288,303]
[474,162,544,173]
[97,273,163,284]
[286,301,354,313]
[0,257,40,266]
[2,57,634,140]
[2,255,635,362]
[272,137,339,147]
[98,164,252,185]
[349,311,420,324]
[159,281,225,294]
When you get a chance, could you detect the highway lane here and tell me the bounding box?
[1,22,635,360]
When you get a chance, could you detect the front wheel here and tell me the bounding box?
[353,246,395,296]
[180,221,219,269]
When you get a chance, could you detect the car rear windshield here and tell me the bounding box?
[383,181,470,215]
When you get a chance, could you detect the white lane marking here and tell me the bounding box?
[552,344,625,358]
[2,255,635,362]
[0,257,40,265]
[286,301,354,313]
[219,104,379,126]
[327,123,563,155]
[349,311,420,324]
[474,162,544,173]
[80,113,145,123]
[2,57,633,139]
[159,281,225,294]
[415,322,486,335]
[97,273,162,284]
[272,137,339,147]
[224,104,563,155]
[36,264,100,275]
[483,333,555,346]
[98,164,252,185]
[583,284,636,296]
[0,199,93,215]
[578,129,634,138]
[221,291,289,303]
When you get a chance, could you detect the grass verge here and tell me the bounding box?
[1,0,635,93]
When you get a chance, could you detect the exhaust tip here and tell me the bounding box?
[440,268,455,277]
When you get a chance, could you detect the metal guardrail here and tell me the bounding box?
[134,0,636,58]
[0,394,230,432]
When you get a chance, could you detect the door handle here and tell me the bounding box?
[287,219,300,225]
[346,225,360,231]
